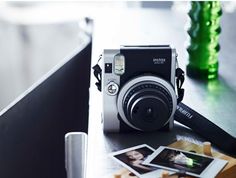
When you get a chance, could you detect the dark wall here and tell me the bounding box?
[0,41,92,178]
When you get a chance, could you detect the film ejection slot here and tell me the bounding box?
[114,54,125,75]
[106,82,119,96]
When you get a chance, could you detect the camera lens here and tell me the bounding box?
[117,75,177,132]
[146,108,153,117]
[123,82,173,131]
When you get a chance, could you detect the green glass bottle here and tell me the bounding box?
[187,1,222,80]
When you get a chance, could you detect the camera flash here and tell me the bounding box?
[114,54,125,75]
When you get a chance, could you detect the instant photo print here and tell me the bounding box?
[110,144,176,178]
[143,146,228,178]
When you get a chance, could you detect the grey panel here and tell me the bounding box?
[0,40,92,178]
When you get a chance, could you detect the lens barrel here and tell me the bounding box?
[123,82,173,131]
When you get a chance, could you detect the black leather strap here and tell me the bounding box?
[92,55,102,92]
[92,64,102,92]
[176,68,185,104]
[175,102,236,154]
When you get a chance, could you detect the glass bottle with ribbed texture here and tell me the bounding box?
[187,1,222,80]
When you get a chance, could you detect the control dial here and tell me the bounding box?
[106,82,119,96]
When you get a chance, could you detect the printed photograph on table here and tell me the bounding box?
[110,144,176,178]
[143,146,228,177]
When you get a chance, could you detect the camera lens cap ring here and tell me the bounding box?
[117,75,177,131]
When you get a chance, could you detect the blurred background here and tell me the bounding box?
[0,1,236,112]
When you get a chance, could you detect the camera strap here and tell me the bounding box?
[92,55,102,92]
[175,102,236,154]
[176,68,185,104]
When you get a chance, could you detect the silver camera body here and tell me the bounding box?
[102,46,178,132]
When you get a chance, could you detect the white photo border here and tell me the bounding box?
[143,146,228,178]
[109,144,177,178]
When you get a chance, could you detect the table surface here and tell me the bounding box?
[87,8,236,178]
